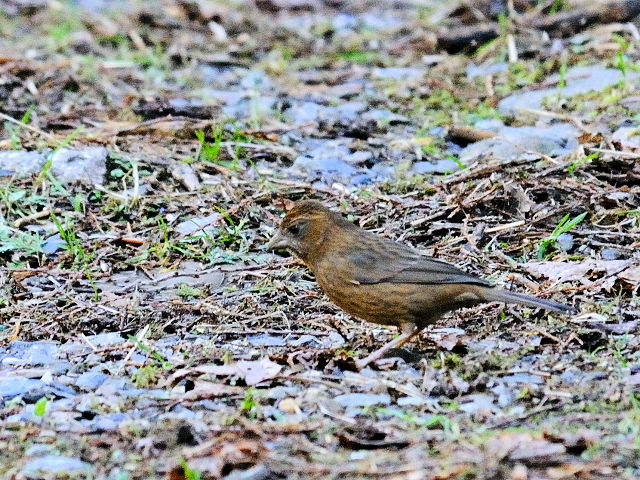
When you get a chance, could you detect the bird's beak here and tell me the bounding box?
[266,231,289,251]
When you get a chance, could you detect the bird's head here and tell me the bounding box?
[267,200,348,263]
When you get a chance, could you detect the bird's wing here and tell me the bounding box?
[347,238,491,287]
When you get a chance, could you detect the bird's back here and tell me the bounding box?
[310,225,488,328]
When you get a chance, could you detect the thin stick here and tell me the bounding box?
[0,112,55,139]
[118,324,149,374]
[12,208,54,228]
[589,148,640,159]
[485,220,525,233]
[356,328,422,370]
[80,333,98,352]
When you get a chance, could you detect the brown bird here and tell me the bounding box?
[267,200,575,369]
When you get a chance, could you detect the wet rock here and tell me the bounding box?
[0,376,45,398]
[75,371,109,390]
[240,70,275,90]
[499,123,580,155]
[95,377,132,396]
[289,334,323,348]
[459,124,579,164]
[326,331,346,348]
[21,455,92,478]
[333,101,367,122]
[332,12,358,31]
[24,444,54,457]
[3,341,59,366]
[560,367,584,385]
[197,88,245,105]
[499,65,640,115]
[267,386,299,400]
[291,332,345,349]
[335,393,391,408]
[361,11,404,30]
[77,0,131,13]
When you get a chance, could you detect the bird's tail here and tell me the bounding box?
[479,287,576,314]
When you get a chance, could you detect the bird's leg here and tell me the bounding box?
[355,325,422,370]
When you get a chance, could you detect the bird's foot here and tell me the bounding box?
[355,328,422,370]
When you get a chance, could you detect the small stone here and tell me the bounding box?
[373,67,423,80]
[459,394,495,415]
[42,233,66,254]
[601,248,621,260]
[90,413,127,432]
[75,371,109,390]
[511,463,528,480]
[344,150,373,165]
[85,332,125,347]
[175,213,221,236]
[412,159,462,174]
[22,455,92,477]
[0,376,45,398]
[50,147,108,186]
[556,233,574,252]
[334,393,391,408]
[501,373,544,385]
[0,151,45,177]
[278,397,300,414]
[172,163,200,191]
[8,341,59,366]
[289,335,322,347]
[24,444,53,457]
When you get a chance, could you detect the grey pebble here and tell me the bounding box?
[335,393,391,407]
[21,455,92,477]
[75,371,109,390]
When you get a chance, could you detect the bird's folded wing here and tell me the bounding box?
[350,248,490,286]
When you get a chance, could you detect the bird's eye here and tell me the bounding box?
[288,224,301,236]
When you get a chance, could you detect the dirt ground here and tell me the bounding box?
[1,0,640,479]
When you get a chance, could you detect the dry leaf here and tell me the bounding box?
[195,358,282,385]
[525,259,630,285]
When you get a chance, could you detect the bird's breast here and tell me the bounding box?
[313,265,415,327]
